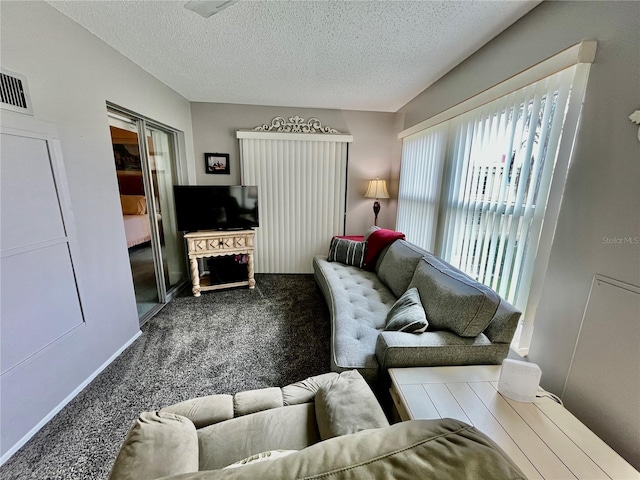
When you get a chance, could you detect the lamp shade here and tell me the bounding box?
[364,179,390,199]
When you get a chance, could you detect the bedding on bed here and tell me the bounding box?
[120,194,152,248]
[123,213,151,248]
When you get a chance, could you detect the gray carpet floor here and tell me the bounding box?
[1,274,331,480]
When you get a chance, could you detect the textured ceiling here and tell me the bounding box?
[48,0,540,112]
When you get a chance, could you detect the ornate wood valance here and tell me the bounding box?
[253,115,344,134]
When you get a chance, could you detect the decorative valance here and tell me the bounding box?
[253,115,344,134]
[237,115,352,142]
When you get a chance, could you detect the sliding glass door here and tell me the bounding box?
[145,125,184,291]
[108,108,186,324]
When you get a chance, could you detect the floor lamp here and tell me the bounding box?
[364,178,390,226]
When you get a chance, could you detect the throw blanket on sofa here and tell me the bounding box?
[364,229,405,270]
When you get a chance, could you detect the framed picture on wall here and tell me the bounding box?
[205,153,230,175]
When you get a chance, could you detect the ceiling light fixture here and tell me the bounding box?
[184,0,240,18]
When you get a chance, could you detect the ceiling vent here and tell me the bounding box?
[1,68,33,115]
[184,0,239,18]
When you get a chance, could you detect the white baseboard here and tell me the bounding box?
[0,331,142,466]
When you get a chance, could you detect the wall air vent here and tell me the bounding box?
[1,68,33,115]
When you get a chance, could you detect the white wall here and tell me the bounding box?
[190,103,399,234]
[398,1,640,468]
[0,1,195,459]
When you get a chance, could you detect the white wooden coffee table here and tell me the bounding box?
[389,365,639,480]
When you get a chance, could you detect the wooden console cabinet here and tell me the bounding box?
[389,366,639,479]
[184,230,255,296]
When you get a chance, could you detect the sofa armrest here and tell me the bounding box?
[483,299,521,344]
[109,411,198,480]
[375,331,510,369]
[315,370,389,440]
[282,372,339,405]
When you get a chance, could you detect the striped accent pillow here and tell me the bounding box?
[384,288,428,333]
[327,237,366,269]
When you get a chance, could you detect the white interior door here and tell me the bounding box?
[1,123,84,375]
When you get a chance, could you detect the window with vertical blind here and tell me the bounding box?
[396,123,448,252]
[397,44,594,354]
[237,130,352,274]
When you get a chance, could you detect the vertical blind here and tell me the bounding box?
[397,63,590,352]
[238,133,350,273]
[396,123,448,252]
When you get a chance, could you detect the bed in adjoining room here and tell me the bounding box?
[120,194,152,248]
[117,170,152,248]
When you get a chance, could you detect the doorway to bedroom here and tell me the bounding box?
[108,108,186,324]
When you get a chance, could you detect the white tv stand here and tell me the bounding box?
[184,229,255,296]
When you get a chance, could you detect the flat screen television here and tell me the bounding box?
[173,185,259,232]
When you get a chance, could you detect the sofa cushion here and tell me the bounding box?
[234,387,283,416]
[376,240,427,297]
[161,394,234,429]
[223,450,298,469]
[198,403,320,471]
[327,237,366,268]
[384,287,428,333]
[376,331,508,369]
[313,256,396,383]
[169,419,526,480]
[314,370,389,440]
[409,254,500,337]
[109,411,198,480]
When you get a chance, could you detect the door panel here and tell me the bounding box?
[0,130,84,374]
[1,134,66,250]
[1,244,84,373]
[146,126,184,290]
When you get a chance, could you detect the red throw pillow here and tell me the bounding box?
[364,229,405,270]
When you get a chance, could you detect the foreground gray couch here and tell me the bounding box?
[313,239,521,384]
[109,370,389,479]
[109,370,525,480]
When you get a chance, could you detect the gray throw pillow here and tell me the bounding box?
[384,288,428,333]
[327,237,366,268]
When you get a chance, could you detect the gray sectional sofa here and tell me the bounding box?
[313,238,521,385]
[109,370,525,480]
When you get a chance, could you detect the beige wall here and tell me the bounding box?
[398,1,640,468]
[190,103,400,234]
[0,1,195,458]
